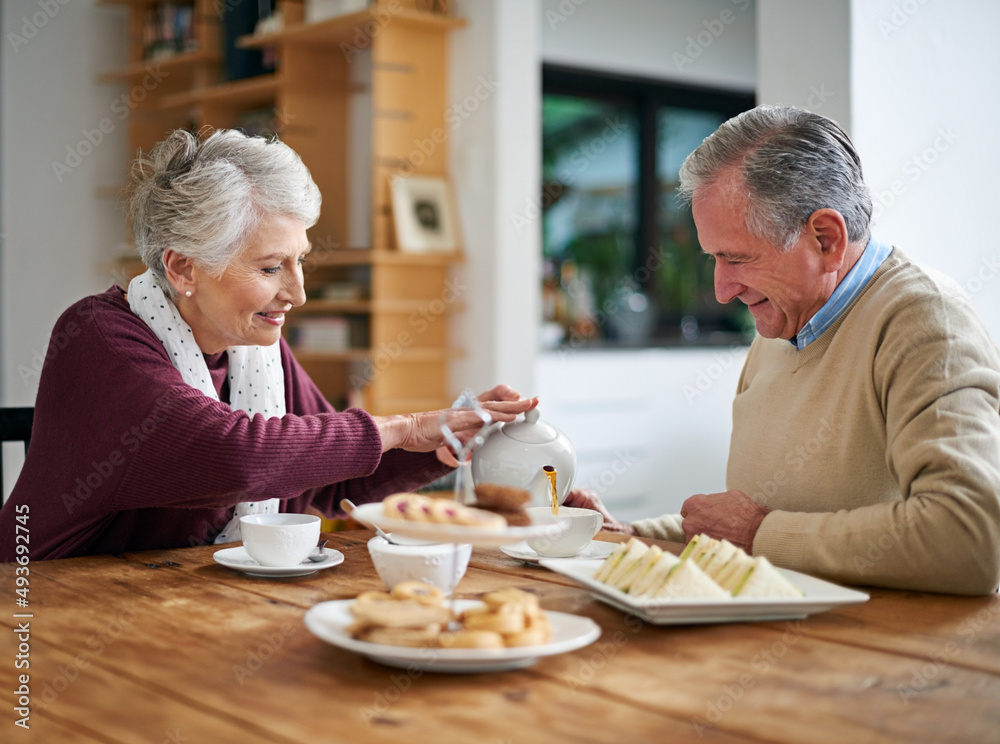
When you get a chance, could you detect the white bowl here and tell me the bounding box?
[525,506,602,557]
[367,536,472,595]
[240,513,321,567]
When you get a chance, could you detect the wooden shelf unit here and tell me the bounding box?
[106,0,466,415]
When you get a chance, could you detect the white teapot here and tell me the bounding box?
[471,408,577,508]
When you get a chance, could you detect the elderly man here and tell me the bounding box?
[569,104,1000,595]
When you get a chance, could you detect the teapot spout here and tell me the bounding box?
[529,465,561,511]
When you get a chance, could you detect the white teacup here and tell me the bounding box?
[525,506,603,558]
[367,536,472,595]
[240,513,321,567]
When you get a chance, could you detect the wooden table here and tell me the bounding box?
[3,531,998,743]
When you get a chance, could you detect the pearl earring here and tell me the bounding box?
[185,290,192,297]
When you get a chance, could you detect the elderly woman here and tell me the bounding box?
[0,129,534,560]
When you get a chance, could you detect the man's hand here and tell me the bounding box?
[564,488,636,535]
[679,490,770,553]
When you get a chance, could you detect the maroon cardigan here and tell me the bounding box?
[0,287,450,560]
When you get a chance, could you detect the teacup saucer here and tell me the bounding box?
[213,546,345,578]
[499,540,618,565]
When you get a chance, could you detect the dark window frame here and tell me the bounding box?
[542,64,756,347]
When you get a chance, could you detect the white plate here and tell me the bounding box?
[349,502,569,548]
[539,558,869,625]
[304,599,601,673]
[500,540,619,565]
[213,546,345,578]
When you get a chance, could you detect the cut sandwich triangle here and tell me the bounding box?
[593,541,630,583]
[654,558,729,600]
[602,539,649,588]
[699,539,739,580]
[733,556,803,598]
[630,552,681,598]
[612,545,662,593]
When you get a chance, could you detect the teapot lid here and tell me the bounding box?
[500,408,558,444]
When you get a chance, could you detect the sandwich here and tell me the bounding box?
[732,556,802,599]
[594,538,648,586]
[607,544,663,593]
[592,533,805,601]
[651,557,730,600]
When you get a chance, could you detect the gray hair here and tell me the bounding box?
[126,129,321,293]
[677,105,872,250]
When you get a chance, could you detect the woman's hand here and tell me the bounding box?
[374,389,538,454]
[564,488,636,535]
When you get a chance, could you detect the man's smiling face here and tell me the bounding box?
[692,170,838,341]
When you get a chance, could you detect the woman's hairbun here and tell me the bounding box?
[124,128,320,294]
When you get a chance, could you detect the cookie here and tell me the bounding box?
[474,483,531,511]
[391,580,444,606]
[438,629,505,649]
[350,597,453,629]
[357,624,444,648]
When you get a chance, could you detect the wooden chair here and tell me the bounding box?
[1,407,34,497]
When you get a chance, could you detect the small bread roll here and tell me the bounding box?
[461,603,527,635]
[358,624,443,648]
[391,580,444,606]
[350,598,453,628]
[439,629,505,649]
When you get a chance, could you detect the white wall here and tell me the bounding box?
[449,0,541,396]
[850,0,1000,343]
[756,0,851,132]
[1,0,128,496]
[1,1,128,406]
[541,0,756,92]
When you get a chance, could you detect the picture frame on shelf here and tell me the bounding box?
[389,175,458,253]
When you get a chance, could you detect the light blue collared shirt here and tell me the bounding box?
[791,237,893,349]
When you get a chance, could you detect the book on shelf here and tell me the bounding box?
[142,3,198,61]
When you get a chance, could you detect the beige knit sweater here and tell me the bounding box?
[635,249,1000,595]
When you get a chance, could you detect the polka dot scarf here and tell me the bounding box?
[127,270,283,543]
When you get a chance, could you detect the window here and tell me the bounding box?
[541,65,756,349]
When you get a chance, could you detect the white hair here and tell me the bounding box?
[678,105,872,250]
[126,129,321,293]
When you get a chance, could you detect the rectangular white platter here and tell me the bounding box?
[539,558,870,625]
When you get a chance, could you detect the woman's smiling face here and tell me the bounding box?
[181,214,310,354]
